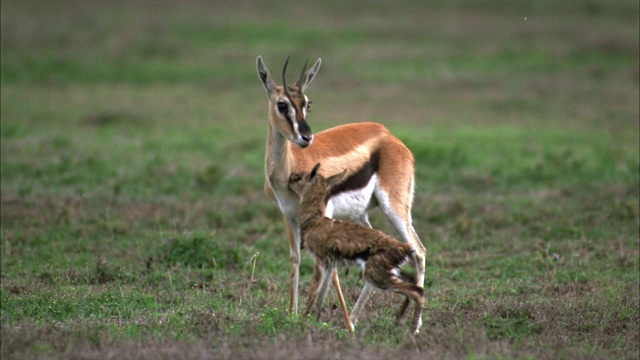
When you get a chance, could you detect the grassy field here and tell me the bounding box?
[1,1,638,359]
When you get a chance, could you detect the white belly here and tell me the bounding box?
[326,174,377,221]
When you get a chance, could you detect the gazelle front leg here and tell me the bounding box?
[284,218,301,314]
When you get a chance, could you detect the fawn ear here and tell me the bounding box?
[289,172,302,184]
[327,169,347,188]
[309,163,321,181]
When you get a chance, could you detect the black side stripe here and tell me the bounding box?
[330,151,380,196]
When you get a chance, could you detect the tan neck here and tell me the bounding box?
[265,120,294,189]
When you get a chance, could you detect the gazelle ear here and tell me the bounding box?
[327,169,347,188]
[300,58,321,92]
[309,163,321,181]
[256,56,277,97]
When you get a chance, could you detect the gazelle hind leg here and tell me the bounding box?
[407,227,426,333]
[375,186,426,288]
[412,297,424,335]
[407,225,426,288]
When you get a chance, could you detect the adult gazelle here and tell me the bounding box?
[256,56,426,317]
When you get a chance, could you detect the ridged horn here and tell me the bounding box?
[282,56,290,95]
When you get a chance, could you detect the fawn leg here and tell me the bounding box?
[395,297,411,324]
[392,285,424,335]
[396,270,417,324]
[373,267,424,334]
[315,264,334,320]
[331,269,354,332]
[304,261,323,316]
[350,282,374,325]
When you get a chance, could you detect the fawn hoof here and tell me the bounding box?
[350,317,359,327]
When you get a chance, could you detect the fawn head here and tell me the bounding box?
[289,163,347,203]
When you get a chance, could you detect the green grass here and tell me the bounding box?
[2,1,639,359]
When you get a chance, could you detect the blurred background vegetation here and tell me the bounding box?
[1,1,638,359]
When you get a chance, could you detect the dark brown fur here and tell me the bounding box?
[290,163,424,334]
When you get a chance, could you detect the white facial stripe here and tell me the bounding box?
[288,104,300,139]
[277,97,301,141]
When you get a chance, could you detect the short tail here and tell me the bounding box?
[384,243,415,266]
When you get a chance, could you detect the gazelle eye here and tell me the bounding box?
[306,101,312,111]
[277,102,288,113]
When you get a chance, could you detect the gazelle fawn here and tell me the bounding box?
[256,56,426,317]
[289,163,424,335]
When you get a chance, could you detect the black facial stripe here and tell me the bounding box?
[282,92,310,136]
[329,151,380,197]
[292,99,305,119]
[294,103,304,120]
[284,113,296,134]
[277,96,297,134]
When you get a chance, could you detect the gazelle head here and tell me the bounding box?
[289,163,346,203]
[257,56,322,148]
